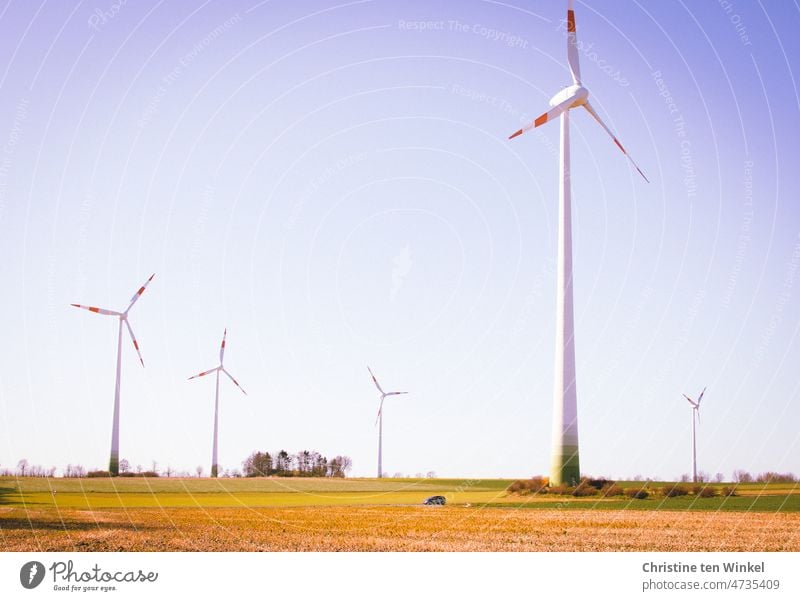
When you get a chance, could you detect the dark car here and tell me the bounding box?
[423,495,446,506]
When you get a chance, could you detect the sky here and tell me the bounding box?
[0,0,798,480]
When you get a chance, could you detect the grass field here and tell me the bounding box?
[2,477,798,551]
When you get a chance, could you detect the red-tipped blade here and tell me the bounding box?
[375,397,385,426]
[566,1,581,84]
[367,366,385,395]
[508,96,575,140]
[71,304,119,316]
[189,367,219,380]
[223,368,247,395]
[126,273,155,312]
[583,101,649,182]
[123,318,145,367]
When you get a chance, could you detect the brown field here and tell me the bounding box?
[2,505,799,552]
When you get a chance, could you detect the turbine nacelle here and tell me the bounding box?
[549,84,588,108]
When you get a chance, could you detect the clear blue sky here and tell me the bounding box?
[1,0,798,479]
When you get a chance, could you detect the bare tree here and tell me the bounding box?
[17,459,29,477]
[196,466,204,478]
[119,459,130,474]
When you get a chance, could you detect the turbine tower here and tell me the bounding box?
[368,366,407,478]
[683,387,706,483]
[189,329,247,478]
[71,273,155,476]
[509,0,648,485]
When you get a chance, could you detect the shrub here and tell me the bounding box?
[508,481,524,494]
[721,486,738,497]
[107,471,160,478]
[692,485,717,498]
[548,484,574,496]
[625,488,649,499]
[507,476,548,495]
[585,478,614,490]
[662,483,690,497]
[572,483,599,497]
[601,484,625,497]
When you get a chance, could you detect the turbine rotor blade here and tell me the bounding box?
[126,273,155,312]
[509,96,576,140]
[696,407,701,425]
[697,387,706,405]
[220,328,227,364]
[367,366,385,395]
[123,318,145,367]
[385,391,408,397]
[566,0,581,84]
[223,368,247,395]
[188,367,219,380]
[375,397,386,425]
[683,394,698,408]
[582,101,649,182]
[71,304,120,316]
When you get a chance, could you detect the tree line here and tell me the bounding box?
[242,450,352,478]
[0,453,354,478]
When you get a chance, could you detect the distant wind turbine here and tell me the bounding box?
[189,329,247,478]
[72,273,155,476]
[683,387,706,483]
[508,0,648,485]
[368,366,407,478]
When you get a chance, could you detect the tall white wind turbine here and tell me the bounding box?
[368,366,407,478]
[683,387,706,483]
[189,329,247,478]
[72,274,155,476]
[509,0,648,485]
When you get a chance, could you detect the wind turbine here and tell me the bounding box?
[368,366,407,478]
[189,329,247,478]
[72,273,155,476]
[508,0,648,486]
[683,387,706,483]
